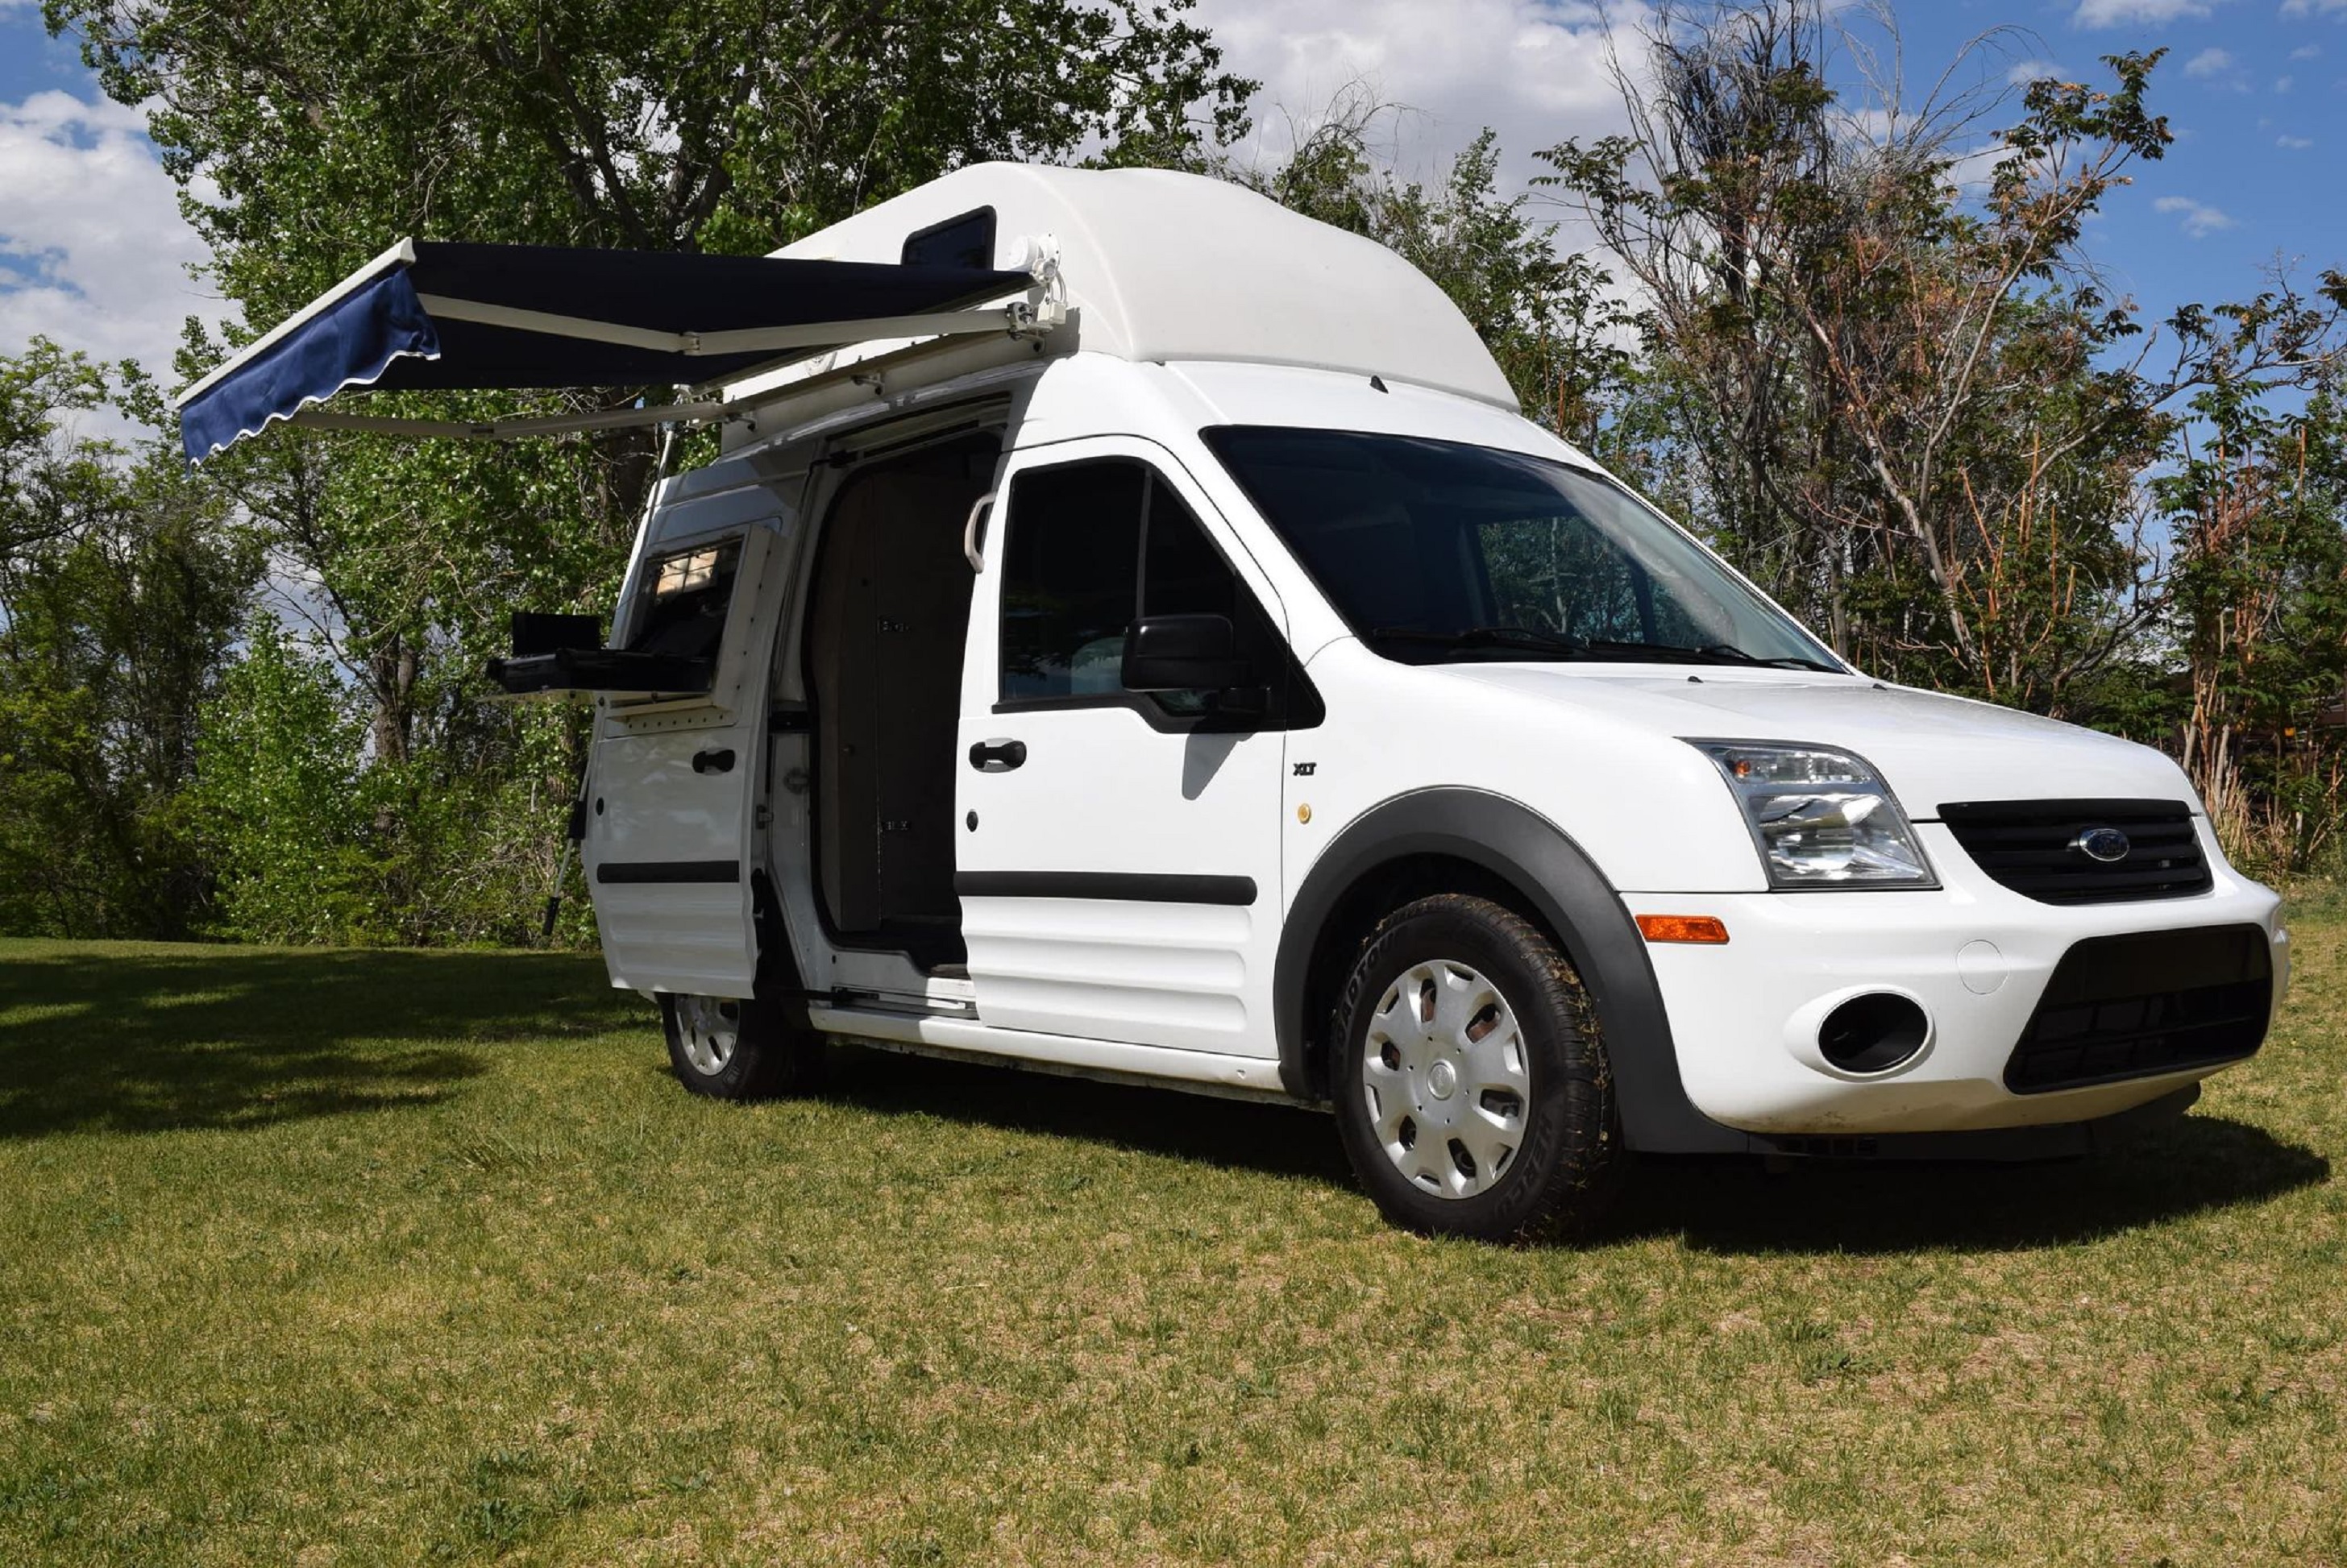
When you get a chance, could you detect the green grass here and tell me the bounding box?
[2,901,2344,1566]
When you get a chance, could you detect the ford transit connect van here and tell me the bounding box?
[181,164,2289,1239]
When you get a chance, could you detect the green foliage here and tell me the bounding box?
[191,620,594,946]
[36,0,1255,948]
[2148,375,2347,874]
[189,616,374,943]
[0,342,256,938]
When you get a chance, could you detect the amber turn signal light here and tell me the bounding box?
[1635,914,1730,944]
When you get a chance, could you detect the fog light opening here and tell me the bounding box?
[1816,993,1930,1076]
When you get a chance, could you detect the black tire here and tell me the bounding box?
[662,990,826,1100]
[1330,894,1619,1242]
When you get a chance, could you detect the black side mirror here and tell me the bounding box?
[1121,613,1253,693]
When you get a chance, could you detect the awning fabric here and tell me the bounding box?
[178,239,1036,462]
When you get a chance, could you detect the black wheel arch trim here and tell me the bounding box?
[1273,787,1747,1154]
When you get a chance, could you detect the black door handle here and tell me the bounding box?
[692,748,736,775]
[968,738,1027,772]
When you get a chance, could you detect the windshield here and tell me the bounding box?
[1201,426,1842,671]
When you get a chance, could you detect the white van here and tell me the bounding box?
[182,164,2288,1238]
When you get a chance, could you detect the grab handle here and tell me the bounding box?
[962,490,996,572]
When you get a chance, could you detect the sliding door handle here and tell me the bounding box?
[691,748,736,774]
[968,738,1027,772]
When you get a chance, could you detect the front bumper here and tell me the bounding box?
[1628,819,2288,1136]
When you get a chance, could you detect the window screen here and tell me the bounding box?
[627,538,740,660]
[997,460,1249,706]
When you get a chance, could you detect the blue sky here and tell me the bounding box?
[2,0,2343,388]
[1885,0,2347,338]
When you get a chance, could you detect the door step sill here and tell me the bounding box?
[806,1005,1302,1105]
[828,985,977,1018]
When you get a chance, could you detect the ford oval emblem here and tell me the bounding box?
[2074,827,2132,863]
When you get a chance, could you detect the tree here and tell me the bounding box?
[0,342,257,937]
[1535,0,2345,717]
[2153,370,2347,874]
[46,0,1257,944]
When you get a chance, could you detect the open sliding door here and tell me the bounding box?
[584,479,800,997]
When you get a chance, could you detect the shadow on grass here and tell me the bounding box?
[822,1044,2326,1253]
[822,1044,1354,1188]
[0,944,641,1141]
[1607,1115,2330,1255]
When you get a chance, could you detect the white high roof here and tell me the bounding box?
[762,162,1518,410]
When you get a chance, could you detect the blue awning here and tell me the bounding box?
[178,239,1037,462]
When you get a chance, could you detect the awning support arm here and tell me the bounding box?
[289,397,741,441]
[412,293,1057,357]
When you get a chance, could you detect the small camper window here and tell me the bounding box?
[627,539,742,661]
[901,206,997,270]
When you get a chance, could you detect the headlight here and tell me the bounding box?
[1689,740,1935,889]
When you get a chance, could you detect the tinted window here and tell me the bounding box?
[1203,427,1840,670]
[627,539,740,660]
[1000,463,1142,699]
[902,206,997,269]
[998,460,1257,707]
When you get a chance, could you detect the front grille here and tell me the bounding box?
[1938,799,2212,904]
[2005,923,2271,1093]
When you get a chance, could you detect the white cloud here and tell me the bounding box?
[1192,0,1641,198]
[2072,0,2218,26]
[2280,0,2347,16]
[2290,44,2324,60]
[2178,46,2253,89]
[0,89,226,385]
[2278,134,2314,148]
[2007,58,2064,85]
[2153,194,2237,238]
[2275,73,2295,90]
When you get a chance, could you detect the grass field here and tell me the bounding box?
[2,896,2343,1566]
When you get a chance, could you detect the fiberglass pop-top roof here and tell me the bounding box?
[737,163,1518,412]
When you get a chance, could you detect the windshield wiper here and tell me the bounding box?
[1367,624,1592,657]
[1368,626,1842,672]
[1575,638,1842,673]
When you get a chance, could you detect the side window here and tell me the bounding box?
[1142,474,1239,620]
[997,458,1263,710]
[628,538,741,660]
[999,463,1143,699]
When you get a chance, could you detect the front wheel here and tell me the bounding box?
[662,992,825,1101]
[1331,894,1619,1242]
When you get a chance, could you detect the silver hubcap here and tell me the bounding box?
[675,994,741,1076]
[1362,960,1531,1200]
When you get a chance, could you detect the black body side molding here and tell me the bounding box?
[954,870,1257,906]
[596,860,741,885]
[1273,789,1746,1154]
